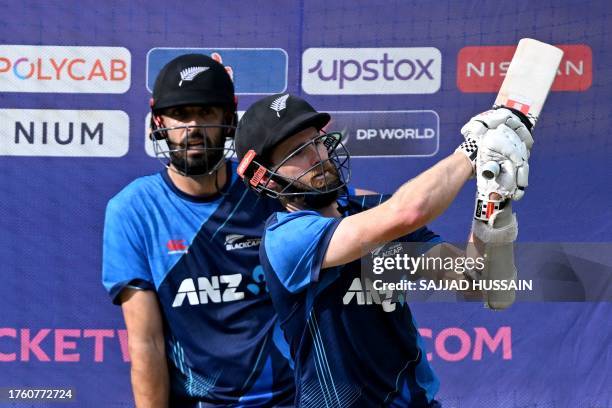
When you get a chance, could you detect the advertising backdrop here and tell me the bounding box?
[0,1,610,407]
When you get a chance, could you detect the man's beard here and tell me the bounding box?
[284,160,345,209]
[309,160,342,191]
[168,130,225,176]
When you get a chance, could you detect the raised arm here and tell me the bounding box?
[323,152,472,268]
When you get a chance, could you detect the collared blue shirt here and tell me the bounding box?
[260,194,442,407]
[102,161,294,407]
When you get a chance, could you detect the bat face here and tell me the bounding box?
[494,38,564,127]
[480,39,563,180]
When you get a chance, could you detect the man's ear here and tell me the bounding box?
[152,114,164,128]
[150,115,166,140]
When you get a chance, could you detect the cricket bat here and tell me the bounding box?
[481,39,563,310]
[481,38,564,179]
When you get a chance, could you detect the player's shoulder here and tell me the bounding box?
[265,210,322,231]
[106,172,165,211]
[263,210,339,258]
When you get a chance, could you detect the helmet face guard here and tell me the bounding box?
[237,131,351,205]
[149,53,238,177]
[150,122,236,177]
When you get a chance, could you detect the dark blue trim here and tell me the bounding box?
[404,352,431,407]
[110,278,155,305]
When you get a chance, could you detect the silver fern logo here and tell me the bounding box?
[270,94,289,117]
[178,66,209,86]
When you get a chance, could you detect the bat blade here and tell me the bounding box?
[483,39,564,180]
[494,38,564,127]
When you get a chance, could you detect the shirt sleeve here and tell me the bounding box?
[263,211,341,294]
[102,198,154,305]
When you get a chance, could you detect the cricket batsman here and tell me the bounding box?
[234,93,531,407]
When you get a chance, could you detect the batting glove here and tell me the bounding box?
[457,108,533,175]
[474,124,529,222]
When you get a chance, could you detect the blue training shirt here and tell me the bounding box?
[260,194,442,408]
[102,161,294,407]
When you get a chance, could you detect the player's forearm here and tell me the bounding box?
[323,153,472,268]
[390,152,472,232]
[129,340,170,408]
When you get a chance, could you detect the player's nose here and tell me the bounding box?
[305,144,324,167]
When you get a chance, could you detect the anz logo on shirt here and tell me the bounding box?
[343,277,397,313]
[171,266,268,307]
[172,274,244,307]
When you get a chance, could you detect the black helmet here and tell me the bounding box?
[149,54,237,176]
[151,53,235,113]
[235,93,350,209]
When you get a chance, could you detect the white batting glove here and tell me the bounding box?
[461,108,533,150]
[457,107,533,177]
[473,124,529,222]
[478,123,530,199]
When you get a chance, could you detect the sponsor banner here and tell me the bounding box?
[144,110,435,160]
[146,48,287,94]
[0,109,129,157]
[302,47,442,95]
[0,45,131,93]
[457,44,592,92]
[0,326,509,363]
[326,110,439,157]
[0,328,129,363]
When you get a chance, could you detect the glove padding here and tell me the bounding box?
[461,108,534,151]
[477,124,529,201]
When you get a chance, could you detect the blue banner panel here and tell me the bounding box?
[147,48,288,95]
[328,110,439,157]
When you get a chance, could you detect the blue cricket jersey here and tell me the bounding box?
[102,161,294,407]
[260,194,442,407]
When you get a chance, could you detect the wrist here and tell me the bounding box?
[453,150,475,178]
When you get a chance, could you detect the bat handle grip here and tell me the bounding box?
[481,161,500,180]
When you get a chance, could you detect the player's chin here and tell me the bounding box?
[169,153,220,174]
[189,157,217,171]
[195,149,223,164]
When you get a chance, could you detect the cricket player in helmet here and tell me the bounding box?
[103,56,294,407]
[234,93,531,407]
